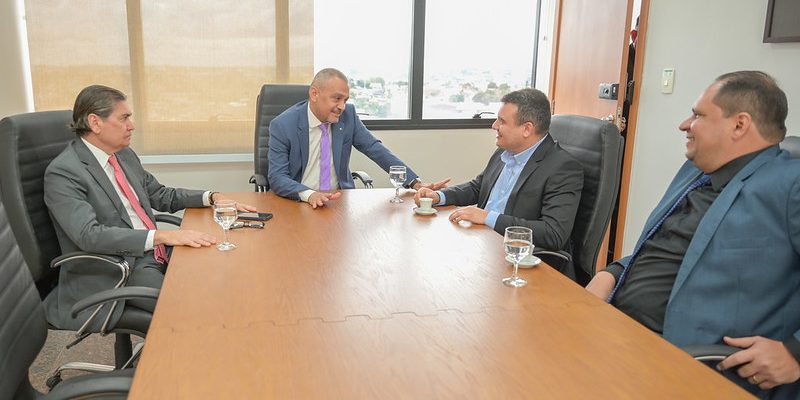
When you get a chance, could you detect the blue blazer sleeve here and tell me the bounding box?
[268,103,311,200]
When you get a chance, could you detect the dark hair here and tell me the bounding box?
[311,68,349,88]
[500,88,551,134]
[713,71,788,142]
[70,85,127,136]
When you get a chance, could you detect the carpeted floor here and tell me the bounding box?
[28,330,142,393]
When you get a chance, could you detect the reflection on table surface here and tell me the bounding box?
[129,189,752,399]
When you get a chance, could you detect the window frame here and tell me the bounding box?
[363,0,543,131]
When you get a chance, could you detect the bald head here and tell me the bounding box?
[311,68,349,89]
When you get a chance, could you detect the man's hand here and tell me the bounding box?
[414,178,451,191]
[585,271,616,300]
[155,229,217,248]
[307,191,342,209]
[717,336,800,390]
[414,187,441,206]
[448,206,487,225]
[211,192,257,212]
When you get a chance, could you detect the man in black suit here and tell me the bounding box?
[415,88,583,276]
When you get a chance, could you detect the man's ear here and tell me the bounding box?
[87,113,102,134]
[732,112,752,140]
[309,86,318,102]
[523,121,536,138]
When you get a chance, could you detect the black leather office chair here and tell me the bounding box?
[0,111,164,372]
[249,84,373,192]
[0,187,160,399]
[546,115,624,286]
[780,135,800,158]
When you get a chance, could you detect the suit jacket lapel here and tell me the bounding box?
[298,108,310,176]
[504,135,554,212]
[669,149,777,300]
[73,140,133,228]
[331,122,344,181]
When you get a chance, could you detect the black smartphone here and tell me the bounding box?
[238,212,273,221]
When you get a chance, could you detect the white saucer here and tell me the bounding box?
[413,207,438,216]
[505,254,541,268]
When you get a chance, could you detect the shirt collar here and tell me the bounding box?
[500,134,549,167]
[307,103,324,131]
[81,137,113,167]
[708,145,773,191]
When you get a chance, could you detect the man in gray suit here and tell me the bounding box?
[43,85,255,330]
[415,88,584,276]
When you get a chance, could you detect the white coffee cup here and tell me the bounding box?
[419,197,433,211]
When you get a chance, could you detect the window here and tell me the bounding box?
[316,0,548,130]
[422,0,539,119]
[24,0,549,155]
[24,0,313,155]
[314,1,413,120]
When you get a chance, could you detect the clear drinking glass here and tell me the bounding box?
[213,199,238,251]
[503,226,532,287]
[389,165,407,203]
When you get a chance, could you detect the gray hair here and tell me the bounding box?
[70,85,127,136]
[311,68,349,88]
[500,88,551,134]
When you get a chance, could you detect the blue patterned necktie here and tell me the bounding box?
[607,174,711,303]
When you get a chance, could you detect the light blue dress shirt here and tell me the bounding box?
[437,134,548,228]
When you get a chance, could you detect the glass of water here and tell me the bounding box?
[213,199,238,251]
[503,226,532,287]
[389,165,406,203]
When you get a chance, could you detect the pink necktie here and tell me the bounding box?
[108,154,169,265]
[319,123,331,192]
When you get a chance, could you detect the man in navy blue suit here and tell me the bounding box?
[586,71,800,398]
[268,68,447,208]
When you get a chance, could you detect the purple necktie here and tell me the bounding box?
[607,174,711,303]
[319,123,331,192]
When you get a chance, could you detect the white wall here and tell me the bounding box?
[623,0,800,253]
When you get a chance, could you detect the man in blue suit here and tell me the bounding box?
[268,68,447,208]
[586,71,799,398]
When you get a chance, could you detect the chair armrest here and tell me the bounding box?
[44,368,133,400]
[352,171,374,188]
[51,251,125,269]
[154,214,182,226]
[682,344,738,361]
[250,173,269,192]
[71,287,160,318]
[531,249,570,261]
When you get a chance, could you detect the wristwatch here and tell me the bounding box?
[208,191,219,205]
[404,177,422,189]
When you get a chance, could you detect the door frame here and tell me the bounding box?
[547,0,651,272]
[613,0,650,263]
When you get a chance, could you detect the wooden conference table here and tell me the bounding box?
[129,189,751,399]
